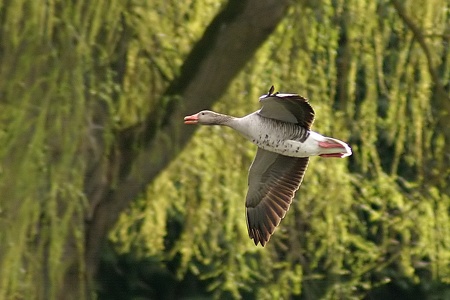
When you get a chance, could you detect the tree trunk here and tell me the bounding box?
[79,0,291,295]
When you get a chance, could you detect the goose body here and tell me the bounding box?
[184,86,352,246]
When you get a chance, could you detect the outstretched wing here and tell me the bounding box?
[245,148,309,246]
[258,86,315,129]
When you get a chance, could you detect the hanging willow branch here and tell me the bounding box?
[391,0,450,192]
[391,0,448,102]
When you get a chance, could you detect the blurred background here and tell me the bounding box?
[0,0,449,299]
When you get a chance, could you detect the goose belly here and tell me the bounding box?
[244,128,321,158]
[254,136,320,157]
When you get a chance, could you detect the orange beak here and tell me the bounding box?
[184,113,199,124]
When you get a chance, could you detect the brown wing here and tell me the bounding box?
[258,87,315,129]
[245,148,309,246]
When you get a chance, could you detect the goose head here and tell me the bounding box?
[184,110,231,125]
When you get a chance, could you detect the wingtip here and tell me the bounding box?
[251,237,267,247]
[249,230,270,247]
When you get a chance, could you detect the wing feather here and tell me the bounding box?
[258,87,315,129]
[246,148,309,246]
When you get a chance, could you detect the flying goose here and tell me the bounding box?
[184,86,352,246]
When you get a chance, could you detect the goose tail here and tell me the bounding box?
[317,137,352,158]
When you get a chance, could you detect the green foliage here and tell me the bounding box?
[110,0,450,299]
[0,0,123,298]
[1,0,449,299]
[1,0,221,297]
